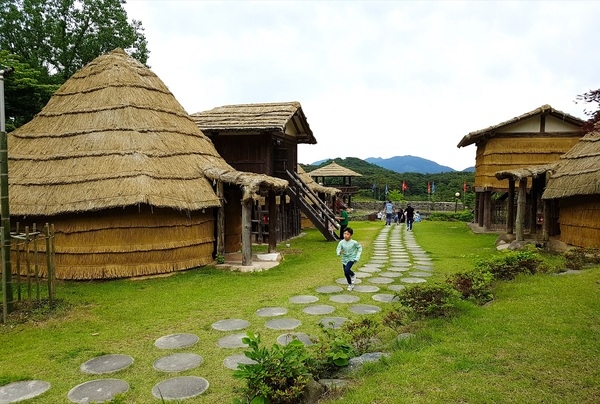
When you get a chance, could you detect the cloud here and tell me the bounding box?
[123,0,599,170]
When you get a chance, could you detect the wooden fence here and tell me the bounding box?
[1,223,56,323]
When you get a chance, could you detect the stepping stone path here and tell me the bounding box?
[11,222,433,403]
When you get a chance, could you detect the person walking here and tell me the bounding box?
[405,203,415,231]
[384,200,394,225]
[397,207,404,225]
[335,204,349,239]
[336,227,362,291]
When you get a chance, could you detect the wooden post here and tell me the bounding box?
[516,179,527,242]
[216,181,225,257]
[44,224,53,304]
[542,199,550,242]
[33,223,40,302]
[25,226,31,302]
[507,180,515,234]
[530,179,538,235]
[268,190,277,253]
[1,227,6,323]
[241,199,253,266]
[483,191,492,230]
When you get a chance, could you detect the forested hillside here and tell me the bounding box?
[300,157,475,205]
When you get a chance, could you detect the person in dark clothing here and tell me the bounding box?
[335,204,349,239]
[397,207,404,224]
[405,204,415,230]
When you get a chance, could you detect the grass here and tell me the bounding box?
[1,220,599,403]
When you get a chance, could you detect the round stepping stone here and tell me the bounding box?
[316,285,343,294]
[387,266,410,272]
[359,267,381,273]
[336,277,362,285]
[372,294,399,303]
[290,295,319,304]
[329,294,360,303]
[276,332,314,346]
[211,319,250,331]
[265,318,301,330]
[80,354,134,375]
[400,277,427,284]
[255,307,287,317]
[413,265,434,271]
[151,376,209,400]
[379,271,402,278]
[155,333,199,350]
[387,284,406,292]
[216,333,248,348]
[153,353,203,372]
[349,304,381,314]
[302,305,335,315]
[319,317,350,329]
[368,277,393,284]
[353,285,380,293]
[409,271,433,277]
[223,354,257,370]
[364,263,384,268]
[354,272,372,278]
[0,380,50,403]
[68,379,129,403]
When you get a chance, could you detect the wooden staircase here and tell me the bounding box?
[285,170,339,241]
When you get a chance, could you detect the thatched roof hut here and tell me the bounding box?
[8,48,286,279]
[307,161,362,178]
[542,128,600,247]
[297,165,340,196]
[191,102,316,145]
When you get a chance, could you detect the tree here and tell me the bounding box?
[576,88,600,132]
[0,0,149,130]
[0,51,59,131]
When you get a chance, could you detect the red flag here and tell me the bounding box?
[402,181,408,191]
[463,181,467,193]
[427,181,431,194]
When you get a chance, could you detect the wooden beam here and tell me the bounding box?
[516,179,527,242]
[268,190,277,253]
[216,181,225,257]
[241,199,253,266]
[507,180,515,234]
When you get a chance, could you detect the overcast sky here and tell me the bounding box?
[123,0,599,171]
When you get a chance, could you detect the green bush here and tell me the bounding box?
[427,211,473,222]
[233,332,312,404]
[446,268,494,304]
[475,250,542,280]
[308,324,355,379]
[382,305,415,333]
[341,317,382,355]
[394,283,461,318]
[564,247,600,270]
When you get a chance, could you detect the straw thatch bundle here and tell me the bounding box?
[191,102,316,144]
[542,130,600,199]
[495,163,557,181]
[297,165,340,196]
[307,161,362,178]
[7,48,287,279]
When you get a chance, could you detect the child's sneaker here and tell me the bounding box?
[351,275,356,283]
[347,284,354,291]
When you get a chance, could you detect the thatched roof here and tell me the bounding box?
[457,104,584,148]
[191,102,316,144]
[307,161,363,177]
[297,165,340,196]
[8,48,287,216]
[495,163,557,181]
[542,128,600,199]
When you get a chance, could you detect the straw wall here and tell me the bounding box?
[558,196,600,248]
[13,206,215,280]
[475,136,580,189]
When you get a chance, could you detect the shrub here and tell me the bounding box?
[394,283,461,318]
[475,250,541,280]
[307,324,354,379]
[564,248,600,270]
[341,317,382,355]
[382,305,415,333]
[233,332,312,404]
[427,211,474,222]
[446,268,494,304]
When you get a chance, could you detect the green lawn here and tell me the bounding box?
[1,220,599,403]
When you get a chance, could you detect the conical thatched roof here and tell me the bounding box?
[457,104,584,148]
[297,165,340,196]
[9,48,286,216]
[191,102,316,144]
[307,161,362,177]
[542,128,600,199]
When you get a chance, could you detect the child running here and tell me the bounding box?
[335,227,362,291]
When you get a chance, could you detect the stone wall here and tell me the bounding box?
[351,201,463,213]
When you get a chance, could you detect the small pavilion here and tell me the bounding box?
[307,161,362,208]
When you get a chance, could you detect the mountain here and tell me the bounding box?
[364,155,455,174]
